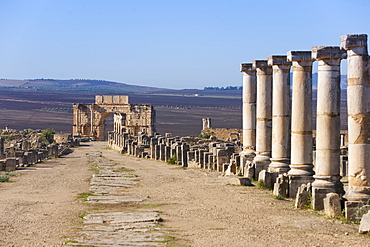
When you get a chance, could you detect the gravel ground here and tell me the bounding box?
[0,142,369,246]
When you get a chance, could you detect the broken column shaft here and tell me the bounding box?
[268,56,291,174]
[287,51,314,198]
[311,46,347,210]
[252,60,272,176]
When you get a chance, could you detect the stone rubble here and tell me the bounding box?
[0,133,79,172]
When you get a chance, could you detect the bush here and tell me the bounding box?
[196,131,215,139]
[167,154,177,164]
[41,128,55,144]
[0,174,9,182]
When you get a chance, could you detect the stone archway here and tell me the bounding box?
[73,95,155,141]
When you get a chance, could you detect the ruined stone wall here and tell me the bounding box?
[201,128,242,142]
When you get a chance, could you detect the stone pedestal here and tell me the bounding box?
[341,34,370,218]
[239,63,257,170]
[268,56,291,175]
[287,51,315,198]
[311,46,347,210]
[252,60,272,177]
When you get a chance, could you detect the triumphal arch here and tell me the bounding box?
[72,95,155,141]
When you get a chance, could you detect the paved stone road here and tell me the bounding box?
[67,151,166,246]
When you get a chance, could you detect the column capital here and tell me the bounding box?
[240,63,256,73]
[253,60,272,75]
[252,60,269,69]
[287,51,313,62]
[312,46,347,60]
[268,55,291,66]
[340,34,367,50]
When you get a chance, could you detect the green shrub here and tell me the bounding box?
[0,174,9,182]
[196,131,215,139]
[168,154,177,164]
[41,128,55,144]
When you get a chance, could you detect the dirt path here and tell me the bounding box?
[0,142,369,246]
[0,145,92,246]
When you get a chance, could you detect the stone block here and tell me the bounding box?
[359,210,370,233]
[295,183,311,209]
[225,162,237,176]
[0,160,5,171]
[323,193,341,218]
[254,160,270,180]
[312,187,330,211]
[5,158,17,171]
[258,170,273,189]
[345,201,370,222]
[230,177,253,186]
[273,174,289,198]
[181,144,190,167]
[164,146,171,162]
[244,162,255,179]
[159,144,166,161]
[289,176,314,198]
[154,145,160,160]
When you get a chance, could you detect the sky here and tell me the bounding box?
[0,0,369,89]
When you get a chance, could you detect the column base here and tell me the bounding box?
[268,158,290,174]
[312,175,344,210]
[288,175,314,198]
[345,201,370,222]
[344,186,370,203]
[253,152,271,179]
[240,149,256,175]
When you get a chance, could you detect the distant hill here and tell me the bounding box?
[0,78,166,93]
[0,73,348,97]
[0,78,243,98]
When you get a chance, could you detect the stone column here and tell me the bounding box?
[202,118,211,130]
[239,63,257,168]
[287,51,315,198]
[252,60,272,176]
[268,56,292,174]
[340,34,370,218]
[311,46,347,210]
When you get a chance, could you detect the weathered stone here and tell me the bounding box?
[258,170,273,189]
[323,193,342,218]
[230,177,253,186]
[359,210,370,233]
[295,183,311,209]
[0,160,5,171]
[244,161,255,179]
[225,162,236,176]
[273,173,289,198]
[5,158,17,171]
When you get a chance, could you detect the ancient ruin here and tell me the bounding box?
[0,129,78,172]
[103,33,370,222]
[72,95,155,141]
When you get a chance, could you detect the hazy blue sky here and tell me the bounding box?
[0,0,369,89]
